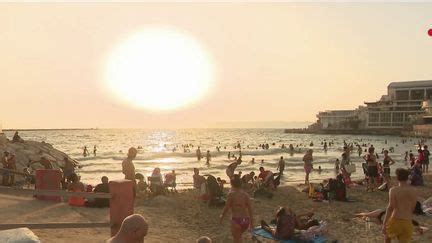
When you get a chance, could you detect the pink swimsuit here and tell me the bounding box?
[232,217,250,232]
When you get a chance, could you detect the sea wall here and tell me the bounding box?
[284,128,402,136]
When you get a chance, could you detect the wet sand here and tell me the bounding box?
[1,175,432,242]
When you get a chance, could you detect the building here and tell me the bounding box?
[316,110,359,129]
[364,80,432,129]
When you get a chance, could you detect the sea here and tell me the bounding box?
[2,129,422,188]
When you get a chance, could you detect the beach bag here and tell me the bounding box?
[346,164,356,173]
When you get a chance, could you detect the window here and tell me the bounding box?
[426,89,432,99]
[410,89,424,100]
[392,112,403,123]
[380,112,391,123]
[369,113,379,122]
[395,90,409,100]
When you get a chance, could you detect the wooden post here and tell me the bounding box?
[35,169,62,202]
[109,180,134,236]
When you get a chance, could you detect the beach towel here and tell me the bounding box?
[252,221,327,243]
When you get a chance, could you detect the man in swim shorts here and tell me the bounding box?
[382,168,417,243]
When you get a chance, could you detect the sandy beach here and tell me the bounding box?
[1,174,431,243]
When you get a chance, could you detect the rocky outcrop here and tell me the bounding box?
[0,133,76,180]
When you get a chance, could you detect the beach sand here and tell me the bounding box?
[1,175,432,243]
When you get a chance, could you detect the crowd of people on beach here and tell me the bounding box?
[2,131,432,242]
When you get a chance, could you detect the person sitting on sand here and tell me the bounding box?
[164,170,176,191]
[303,149,313,185]
[106,214,148,243]
[196,236,212,243]
[149,167,163,193]
[217,177,226,191]
[135,173,148,193]
[258,167,275,189]
[193,168,206,189]
[354,207,424,235]
[382,168,418,243]
[226,160,241,180]
[86,176,110,207]
[67,173,85,206]
[241,172,255,191]
[261,207,319,240]
[220,175,253,243]
[12,131,24,143]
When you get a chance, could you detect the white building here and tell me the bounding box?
[365,80,432,129]
[317,110,357,129]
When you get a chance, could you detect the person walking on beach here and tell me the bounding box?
[382,168,417,243]
[364,146,378,192]
[220,175,253,243]
[123,147,137,196]
[206,150,211,165]
[302,149,313,185]
[93,145,97,157]
[196,146,202,161]
[278,156,285,175]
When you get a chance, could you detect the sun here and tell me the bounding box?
[106,27,214,111]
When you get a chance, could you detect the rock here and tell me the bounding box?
[0,133,7,145]
[0,137,77,183]
[0,227,40,242]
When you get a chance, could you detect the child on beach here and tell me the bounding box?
[220,175,253,243]
[67,173,85,206]
[135,173,148,193]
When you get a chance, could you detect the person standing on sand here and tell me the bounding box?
[382,168,417,243]
[220,175,253,243]
[278,156,285,175]
[93,145,97,157]
[2,152,10,186]
[302,149,313,185]
[122,147,137,196]
[363,147,378,192]
[6,154,17,186]
[383,150,395,189]
[422,145,429,173]
[107,214,148,243]
[196,146,202,161]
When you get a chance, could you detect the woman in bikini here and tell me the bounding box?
[363,147,378,192]
[220,175,253,243]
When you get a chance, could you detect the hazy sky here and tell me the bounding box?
[1,3,432,129]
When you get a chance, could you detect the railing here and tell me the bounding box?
[0,178,133,237]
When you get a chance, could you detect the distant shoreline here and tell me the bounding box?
[2,128,98,132]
